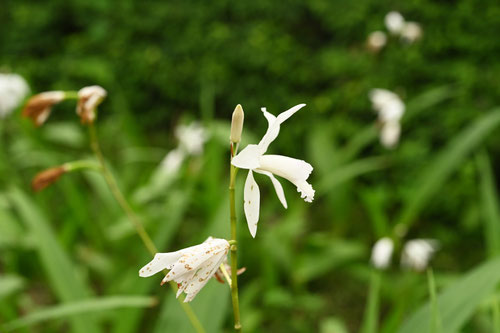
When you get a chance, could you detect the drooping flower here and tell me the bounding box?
[76,85,107,124]
[31,165,68,192]
[367,31,387,52]
[231,104,314,237]
[371,237,394,269]
[0,73,30,118]
[401,239,438,271]
[139,237,229,302]
[385,11,405,35]
[369,89,405,149]
[23,91,66,126]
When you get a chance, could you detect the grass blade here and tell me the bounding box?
[2,296,156,331]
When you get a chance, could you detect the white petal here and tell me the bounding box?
[380,121,401,149]
[231,144,262,170]
[254,169,287,209]
[139,252,183,277]
[244,170,260,238]
[258,104,306,153]
[370,237,394,269]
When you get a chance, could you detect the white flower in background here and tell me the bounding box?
[371,237,394,269]
[367,31,387,52]
[401,22,423,43]
[401,239,438,271]
[231,104,314,237]
[0,73,30,118]
[385,11,405,35]
[76,85,107,124]
[176,122,209,156]
[369,88,405,149]
[139,237,229,302]
[160,148,185,176]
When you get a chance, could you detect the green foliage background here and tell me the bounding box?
[1,0,500,332]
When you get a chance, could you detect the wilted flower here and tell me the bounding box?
[176,122,209,156]
[369,89,405,149]
[401,22,423,43]
[214,260,246,285]
[231,104,314,237]
[401,239,438,271]
[139,237,229,302]
[23,91,65,126]
[385,11,405,35]
[32,165,68,192]
[367,31,387,52]
[76,85,107,124]
[0,73,30,118]
[371,237,394,269]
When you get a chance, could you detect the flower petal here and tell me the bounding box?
[231,144,262,170]
[139,251,183,277]
[244,170,260,238]
[258,104,306,153]
[254,169,287,209]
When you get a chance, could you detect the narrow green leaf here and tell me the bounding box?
[397,109,500,229]
[2,296,156,331]
[398,258,500,333]
[476,152,500,257]
[361,270,382,333]
[8,187,100,333]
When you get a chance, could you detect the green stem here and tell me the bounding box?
[229,143,242,332]
[427,268,442,333]
[87,123,206,333]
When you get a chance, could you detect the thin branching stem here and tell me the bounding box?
[87,123,206,333]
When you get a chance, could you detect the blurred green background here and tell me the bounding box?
[1,0,500,332]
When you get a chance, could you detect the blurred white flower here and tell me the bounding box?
[231,104,314,237]
[371,237,394,269]
[176,122,209,156]
[139,237,229,302]
[367,31,387,52]
[0,73,30,118]
[160,148,185,176]
[76,85,107,124]
[369,88,405,149]
[401,22,423,43]
[401,239,438,271]
[385,11,405,35]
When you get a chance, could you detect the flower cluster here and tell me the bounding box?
[371,237,438,271]
[369,88,405,149]
[367,11,422,52]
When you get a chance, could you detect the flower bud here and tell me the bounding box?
[32,166,67,192]
[230,104,244,143]
[76,85,107,124]
[23,91,66,126]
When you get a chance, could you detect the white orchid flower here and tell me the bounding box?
[0,73,30,118]
[401,239,438,271]
[367,31,387,52]
[401,22,423,43]
[139,237,229,302]
[231,104,315,237]
[369,89,405,149]
[176,122,209,156]
[385,11,405,35]
[371,237,394,269]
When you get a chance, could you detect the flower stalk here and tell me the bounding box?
[229,141,242,332]
[87,121,206,333]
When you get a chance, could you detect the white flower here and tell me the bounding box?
[77,85,107,124]
[371,237,394,269]
[385,11,405,35]
[401,22,422,43]
[369,89,405,149]
[367,31,387,51]
[160,148,186,176]
[139,237,229,302]
[176,122,209,156]
[401,239,438,271]
[231,104,314,237]
[0,73,30,118]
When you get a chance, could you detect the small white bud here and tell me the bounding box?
[371,237,394,269]
[230,104,244,143]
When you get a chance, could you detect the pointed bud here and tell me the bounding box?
[32,166,68,192]
[230,104,244,143]
[22,91,66,126]
[76,85,107,124]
